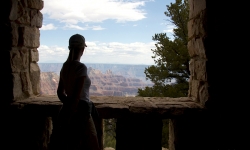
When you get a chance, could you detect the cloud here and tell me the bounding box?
[162,23,175,40]
[38,41,156,65]
[64,24,88,30]
[38,45,69,63]
[40,23,57,30]
[92,26,105,30]
[42,0,147,26]
[162,24,175,34]
[63,24,105,30]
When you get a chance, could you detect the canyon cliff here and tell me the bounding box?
[40,67,153,97]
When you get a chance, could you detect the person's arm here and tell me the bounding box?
[57,77,67,103]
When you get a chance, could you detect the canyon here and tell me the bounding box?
[39,63,153,97]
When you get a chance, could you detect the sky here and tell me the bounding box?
[39,0,175,65]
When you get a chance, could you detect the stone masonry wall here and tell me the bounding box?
[9,0,43,101]
[168,1,208,150]
[187,0,208,106]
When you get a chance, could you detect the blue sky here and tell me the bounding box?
[39,0,175,65]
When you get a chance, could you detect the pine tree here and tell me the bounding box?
[138,0,189,98]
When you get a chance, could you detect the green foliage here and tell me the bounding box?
[103,119,116,148]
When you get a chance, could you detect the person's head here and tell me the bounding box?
[67,34,87,61]
[68,34,87,50]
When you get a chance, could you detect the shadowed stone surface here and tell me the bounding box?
[10,95,204,119]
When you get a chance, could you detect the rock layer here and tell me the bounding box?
[39,67,153,97]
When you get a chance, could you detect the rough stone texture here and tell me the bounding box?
[28,0,44,10]
[188,0,206,19]
[194,59,206,81]
[30,49,39,62]
[21,0,28,7]
[188,38,206,59]
[198,82,208,106]
[12,73,23,99]
[20,48,29,71]
[20,71,33,96]
[10,48,23,73]
[7,0,43,101]
[31,10,43,28]
[11,22,19,46]
[188,0,208,106]
[30,62,41,95]
[20,26,40,48]
[188,11,207,39]
[9,0,18,20]
[168,120,175,150]
[17,6,30,25]
[10,95,203,119]
[189,79,200,102]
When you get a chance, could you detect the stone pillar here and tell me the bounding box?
[169,0,209,149]
[0,1,50,150]
[187,0,208,106]
[4,0,43,102]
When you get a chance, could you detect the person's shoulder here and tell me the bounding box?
[75,61,87,70]
[77,62,86,67]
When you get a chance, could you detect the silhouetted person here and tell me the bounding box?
[49,34,100,150]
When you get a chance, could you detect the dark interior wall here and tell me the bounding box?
[205,1,248,149]
[0,0,13,105]
[172,1,248,149]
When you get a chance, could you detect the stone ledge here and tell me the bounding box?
[10,95,204,119]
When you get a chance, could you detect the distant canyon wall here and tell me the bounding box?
[38,63,152,84]
[39,63,153,97]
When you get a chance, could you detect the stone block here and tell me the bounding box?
[188,0,194,19]
[199,82,209,106]
[28,0,44,10]
[21,0,28,7]
[31,10,43,28]
[198,11,207,37]
[187,19,194,39]
[189,58,195,78]
[11,22,19,46]
[10,47,29,72]
[189,0,206,18]
[20,47,29,71]
[194,59,207,81]
[10,48,22,73]
[188,38,206,59]
[20,26,40,48]
[9,0,18,20]
[190,79,200,102]
[30,49,39,62]
[12,73,23,100]
[188,12,207,39]
[17,7,30,25]
[30,63,41,95]
[20,71,33,96]
[188,76,193,97]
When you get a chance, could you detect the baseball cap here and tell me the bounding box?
[68,34,87,50]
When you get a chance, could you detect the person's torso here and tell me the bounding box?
[60,61,91,102]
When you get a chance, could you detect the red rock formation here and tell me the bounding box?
[40,72,59,95]
[40,67,153,97]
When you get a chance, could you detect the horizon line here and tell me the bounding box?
[38,62,154,65]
